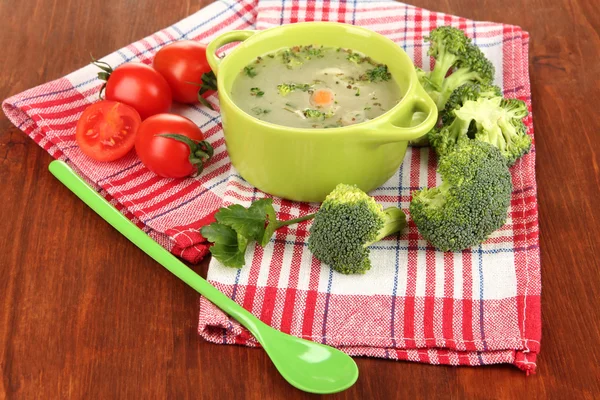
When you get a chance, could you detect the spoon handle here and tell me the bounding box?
[48,160,264,334]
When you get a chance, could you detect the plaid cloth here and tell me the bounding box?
[2,0,541,373]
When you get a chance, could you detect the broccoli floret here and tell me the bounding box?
[430,95,531,165]
[441,83,502,124]
[410,141,512,251]
[419,26,495,110]
[303,109,324,119]
[302,108,335,120]
[308,184,407,274]
[277,83,295,96]
[277,83,313,96]
[429,84,494,153]
[410,29,495,148]
[474,97,531,164]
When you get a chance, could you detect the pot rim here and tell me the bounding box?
[207,22,436,140]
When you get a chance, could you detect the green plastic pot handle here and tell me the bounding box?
[367,83,438,144]
[48,160,263,330]
[206,30,257,76]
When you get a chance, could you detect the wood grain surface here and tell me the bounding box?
[1,0,599,399]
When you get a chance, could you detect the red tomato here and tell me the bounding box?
[153,40,215,104]
[75,101,141,162]
[103,63,172,120]
[135,114,213,178]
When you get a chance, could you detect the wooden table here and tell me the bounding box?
[1,0,599,398]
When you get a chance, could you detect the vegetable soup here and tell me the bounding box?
[230,45,402,129]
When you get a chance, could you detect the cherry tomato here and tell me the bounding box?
[75,100,141,162]
[100,62,172,120]
[153,40,216,104]
[135,114,213,178]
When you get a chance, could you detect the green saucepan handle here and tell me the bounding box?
[365,83,438,144]
[206,30,257,76]
[48,160,264,331]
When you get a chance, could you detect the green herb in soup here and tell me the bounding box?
[231,45,402,129]
[243,66,257,78]
[250,87,264,97]
[360,65,392,83]
[278,49,304,68]
[346,52,363,64]
[251,106,270,115]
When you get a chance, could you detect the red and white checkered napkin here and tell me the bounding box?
[2,0,260,262]
[198,1,541,373]
[2,0,540,372]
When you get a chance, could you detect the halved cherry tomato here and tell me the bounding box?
[75,100,141,162]
[153,40,217,106]
[135,114,213,178]
[94,61,172,120]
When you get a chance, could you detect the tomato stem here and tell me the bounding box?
[181,71,218,110]
[157,134,214,176]
[190,71,218,110]
[90,54,115,99]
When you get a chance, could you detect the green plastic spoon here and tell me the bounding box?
[49,160,358,394]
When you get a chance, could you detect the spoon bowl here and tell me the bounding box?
[48,160,359,394]
[258,325,358,393]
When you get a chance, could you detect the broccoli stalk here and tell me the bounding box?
[426,28,470,87]
[436,52,492,108]
[201,184,407,273]
[367,207,407,246]
[410,141,512,251]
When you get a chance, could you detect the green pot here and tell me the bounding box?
[207,22,437,202]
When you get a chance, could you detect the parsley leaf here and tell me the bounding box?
[201,199,273,268]
[201,223,249,268]
[214,198,273,242]
[201,198,316,268]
